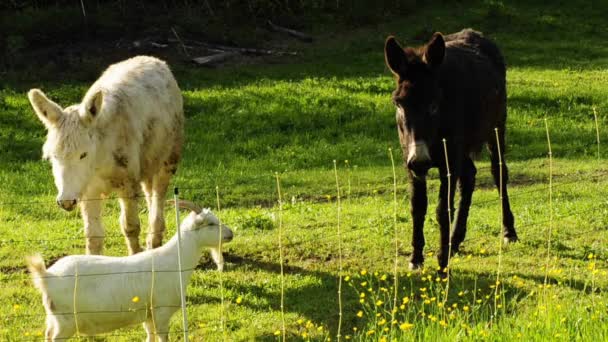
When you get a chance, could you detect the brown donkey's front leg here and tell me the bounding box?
[436,170,457,275]
[409,173,428,270]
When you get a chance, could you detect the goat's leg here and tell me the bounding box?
[450,157,476,253]
[152,312,171,342]
[408,172,428,270]
[488,131,518,243]
[118,182,143,255]
[147,169,171,250]
[80,196,104,255]
[49,317,75,342]
[143,319,158,342]
[210,248,225,271]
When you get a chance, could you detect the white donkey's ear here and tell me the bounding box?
[80,89,103,124]
[28,89,63,128]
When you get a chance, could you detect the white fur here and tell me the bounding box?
[27,207,233,341]
[28,56,184,255]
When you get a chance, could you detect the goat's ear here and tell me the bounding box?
[28,89,63,129]
[384,36,408,76]
[80,90,103,124]
[423,32,445,68]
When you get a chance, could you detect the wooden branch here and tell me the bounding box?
[191,52,239,66]
[267,20,313,42]
[169,38,298,56]
[171,27,190,57]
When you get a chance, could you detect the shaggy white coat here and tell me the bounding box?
[28,56,184,255]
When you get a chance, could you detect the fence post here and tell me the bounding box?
[173,187,189,341]
[333,161,344,341]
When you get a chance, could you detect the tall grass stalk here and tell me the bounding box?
[441,139,452,304]
[493,128,505,319]
[542,119,553,290]
[333,160,344,341]
[274,173,286,341]
[215,186,226,341]
[388,148,399,333]
[593,107,600,161]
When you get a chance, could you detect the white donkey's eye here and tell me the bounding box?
[79,152,88,160]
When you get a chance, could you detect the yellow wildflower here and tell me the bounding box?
[400,322,414,331]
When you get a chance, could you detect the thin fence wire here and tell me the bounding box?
[1,144,607,339]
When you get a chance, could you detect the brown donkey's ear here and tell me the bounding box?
[384,36,407,76]
[423,32,445,68]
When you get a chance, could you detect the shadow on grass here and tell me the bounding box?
[188,251,599,340]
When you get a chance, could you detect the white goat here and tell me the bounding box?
[26,201,233,342]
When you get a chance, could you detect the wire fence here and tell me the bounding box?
[1,123,607,340]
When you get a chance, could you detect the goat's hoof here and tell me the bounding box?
[503,235,518,244]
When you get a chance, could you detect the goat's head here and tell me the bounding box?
[171,200,234,246]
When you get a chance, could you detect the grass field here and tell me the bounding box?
[1,0,608,340]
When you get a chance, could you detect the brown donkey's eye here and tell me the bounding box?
[80,152,88,160]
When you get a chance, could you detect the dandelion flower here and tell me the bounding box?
[274,330,281,336]
[344,276,350,282]
[463,306,470,312]
[380,274,388,281]
[376,300,384,306]
[356,311,364,318]
[366,330,375,336]
[399,322,414,331]
[236,296,243,304]
[378,318,387,326]
[361,281,368,287]
[360,269,368,276]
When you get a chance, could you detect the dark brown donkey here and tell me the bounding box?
[384,28,518,274]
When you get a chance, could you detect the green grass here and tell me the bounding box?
[1,0,608,340]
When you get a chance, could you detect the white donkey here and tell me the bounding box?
[28,56,184,255]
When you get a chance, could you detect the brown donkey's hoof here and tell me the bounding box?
[409,262,424,271]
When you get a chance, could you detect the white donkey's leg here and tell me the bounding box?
[146,170,171,250]
[118,181,143,255]
[80,196,104,255]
